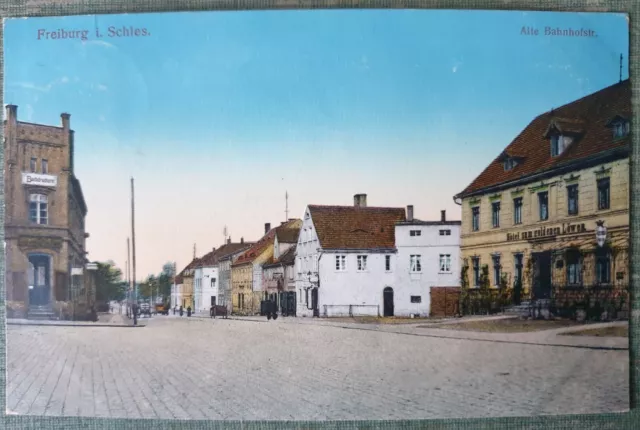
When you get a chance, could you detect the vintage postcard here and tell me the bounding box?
[3,9,630,421]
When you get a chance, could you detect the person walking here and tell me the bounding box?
[179,306,183,317]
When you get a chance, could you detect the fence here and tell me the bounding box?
[546,284,629,321]
[323,304,380,318]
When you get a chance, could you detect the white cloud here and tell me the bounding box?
[97,84,108,91]
[452,66,458,73]
[9,76,71,93]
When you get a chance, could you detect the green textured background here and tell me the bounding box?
[0,1,638,428]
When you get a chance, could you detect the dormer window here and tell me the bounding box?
[612,121,629,138]
[503,157,517,171]
[606,115,630,139]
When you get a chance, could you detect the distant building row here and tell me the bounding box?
[171,194,461,318]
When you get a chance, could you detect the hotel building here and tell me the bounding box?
[453,80,630,304]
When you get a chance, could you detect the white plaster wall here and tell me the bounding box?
[294,208,322,317]
[193,268,203,311]
[201,266,219,310]
[314,252,395,317]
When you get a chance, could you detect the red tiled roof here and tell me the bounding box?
[263,245,297,268]
[198,243,254,267]
[177,257,201,279]
[233,220,301,266]
[308,205,406,249]
[457,79,631,197]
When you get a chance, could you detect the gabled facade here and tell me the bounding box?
[176,258,200,310]
[295,194,406,318]
[454,79,630,305]
[262,244,298,315]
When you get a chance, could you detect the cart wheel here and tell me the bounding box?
[273,313,278,320]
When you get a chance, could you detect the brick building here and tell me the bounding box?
[453,80,630,309]
[4,105,95,319]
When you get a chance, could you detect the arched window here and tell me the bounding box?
[29,194,48,225]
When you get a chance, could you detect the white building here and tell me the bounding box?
[193,267,204,312]
[394,207,461,317]
[295,194,405,318]
[295,194,461,318]
[196,242,253,312]
[171,277,183,310]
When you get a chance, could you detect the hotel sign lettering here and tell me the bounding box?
[22,173,58,188]
[506,223,587,242]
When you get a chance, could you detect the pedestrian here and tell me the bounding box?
[187,306,192,317]
[179,306,183,317]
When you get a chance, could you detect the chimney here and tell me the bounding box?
[354,193,367,208]
[227,237,231,244]
[241,237,244,244]
[61,112,71,129]
[441,210,446,222]
[407,205,414,222]
[212,247,216,254]
[6,104,18,123]
[265,223,271,234]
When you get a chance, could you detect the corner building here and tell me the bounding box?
[454,80,630,303]
[4,105,92,316]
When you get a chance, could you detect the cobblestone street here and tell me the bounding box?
[6,316,629,420]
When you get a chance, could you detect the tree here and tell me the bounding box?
[95,262,126,302]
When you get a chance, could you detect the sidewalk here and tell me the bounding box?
[7,312,146,328]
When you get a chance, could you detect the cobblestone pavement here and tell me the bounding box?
[6,316,629,420]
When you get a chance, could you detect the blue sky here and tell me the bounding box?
[4,10,629,278]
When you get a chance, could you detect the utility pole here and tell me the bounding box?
[131,177,138,325]
[127,237,131,284]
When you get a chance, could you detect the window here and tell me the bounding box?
[439,229,451,236]
[595,250,611,284]
[597,177,610,210]
[30,157,37,172]
[439,254,451,272]
[551,135,560,157]
[41,159,48,174]
[471,257,480,287]
[503,158,517,171]
[410,296,421,303]
[492,255,501,286]
[29,194,48,225]
[335,255,346,271]
[566,250,582,285]
[471,207,480,231]
[410,230,422,237]
[385,255,391,271]
[211,279,216,288]
[567,184,579,215]
[514,254,524,284]
[612,121,629,138]
[538,192,549,221]
[410,255,422,273]
[357,255,368,271]
[491,201,501,228]
[513,197,523,225]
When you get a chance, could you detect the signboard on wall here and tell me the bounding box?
[71,267,84,276]
[506,222,588,242]
[22,173,58,188]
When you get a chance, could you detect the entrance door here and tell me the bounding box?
[531,251,552,300]
[383,287,394,317]
[311,288,319,317]
[28,254,51,307]
[210,296,216,306]
[513,254,524,305]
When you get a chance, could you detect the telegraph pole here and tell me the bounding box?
[131,177,138,325]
